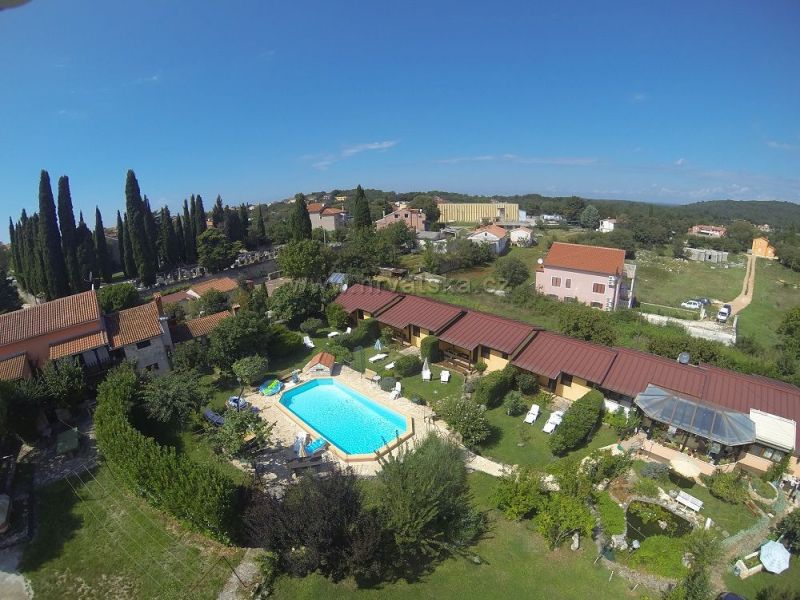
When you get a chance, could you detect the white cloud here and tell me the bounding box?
[674,158,685,166]
[630,92,648,103]
[435,154,597,167]
[767,140,798,151]
[308,140,398,170]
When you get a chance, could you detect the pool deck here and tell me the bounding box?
[242,365,451,476]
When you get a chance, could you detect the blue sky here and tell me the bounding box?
[1,0,799,240]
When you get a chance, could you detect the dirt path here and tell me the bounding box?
[727,254,756,314]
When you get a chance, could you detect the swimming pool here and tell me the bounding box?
[280,378,410,457]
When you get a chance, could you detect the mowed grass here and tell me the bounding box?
[20,466,241,600]
[270,472,643,600]
[737,258,800,351]
[633,251,746,309]
[722,560,800,599]
[477,405,619,468]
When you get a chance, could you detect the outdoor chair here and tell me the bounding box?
[440,370,451,383]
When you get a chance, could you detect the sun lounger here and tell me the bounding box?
[422,368,432,382]
[368,353,388,363]
[287,455,326,473]
[542,411,564,434]
[440,370,451,383]
[385,361,395,370]
[303,335,315,348]
[345,327,352,334]
[389,381,402,400]
[204,409,224,427]
[523,404,540,424]
[305,438,328,456]
[327,331,340,338]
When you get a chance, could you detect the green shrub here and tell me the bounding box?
[268,324,303,356]
[503,390,527,416]
[633,478,660,498]
[437,396,491,447]
[94,364,238,542]
[474,366,516,408]
[628,535,687,579]
[548,390,604,456]
[701,469,748,504]
[595,491,625,535]
[232,355,270,386]
[379,377,397,392]
[255,551,280,596]
[299,317,323,335]
[515,372,539,395]
[474,360,487,373]
[492,467,544,521]
[535,493,594,550]
[640,461,670,481]
[171,339,211,374]
[419,335,442,362]
[394,355,422,377]
[340,318,380,350]
[776,509,800,552]
[326,342,352,364]
[603,408,640,437]
[586,450,632,484]
[326,302,350,330]
[763,453,790,483]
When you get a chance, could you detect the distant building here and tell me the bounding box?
[468,224,508,254]
[535,242,627,310]
[598,218,617,233]
[688,224,727,238]
[308,203,346,232]
[375,208,428,233]
[438,202,519,223]
[684,247,729,263]
[752,237,777,259]
[757,224,772,233]
[334,194,348,203]
[508,227,535,247]
[537,214,564,226]
[416,231,448,253]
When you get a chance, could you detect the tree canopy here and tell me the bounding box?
[197,228,241,273]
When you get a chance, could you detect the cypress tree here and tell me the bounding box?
[38,170,70,299]
[183,199,196,263]
[158,206,179,269]
[289,193,312,240]
[75,212,97,286]
[238,204,249,232]
[194,194,207,237]
[211,195,224,227]
[122,215,136,279]
[350,184,372,228]
[223,207,242,242]
[0,270,22,314]
[252,205,267,246]
[31,214,48,296]
[174,215,186,263]
[9,218,24,289]
[117,211,129,277]
[94,207,113,283]
[57,175,83,292]
[143,197,159,253]
[125,170,156,285]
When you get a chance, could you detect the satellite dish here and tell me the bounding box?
[677,352,691,365]
[537,258,544,265]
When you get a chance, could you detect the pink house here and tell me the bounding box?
[535,242,626,310]
[375,208,428,233]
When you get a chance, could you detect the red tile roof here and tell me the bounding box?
[189,277,238,297]
[0,290,101,347]
[161,290,192,304]
[171,311,231,343]
[543,242,625,276]
[376,295,464,333]
[106,302,164,348]
[321,207,342,216]
[0,353,30,381]
[305,351,335,371]
[439,310,536,354]
[334,283,401,315]
[512,331,617,383]
[306,203,324,214]
[470,224,507,239]
[601,347,707,400]
[49,330,108,360]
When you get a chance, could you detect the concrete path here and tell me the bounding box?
[217,547,262,600]
[0,546,32,600]
[728,253,757,314]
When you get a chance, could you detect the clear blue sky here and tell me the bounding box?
[1,0,799,240]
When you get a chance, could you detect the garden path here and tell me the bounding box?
[727,253,756,314]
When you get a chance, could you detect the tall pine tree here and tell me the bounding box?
[223,207,243,242]
[211,195,224,227]
[142,197,160,259]
[174,215,186,263]
[194,194,207,237]
[158,206,179,269]
[57,175,83,292]
[125,170,156,285]
[94,207,113,283]
[289,193,312,240]
[9,218,24,290]
[117,211,129,277]
[350,184,372,228]
[75,212,97,286]
[38,170,70,299]
[183,199,197,263]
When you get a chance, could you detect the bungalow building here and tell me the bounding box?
[375,208,428,233]
[416,231,448,253]
[308,203,346,232]
[170,310,232,344]
[333,283,402,324]
[374,295,464,348]
[468,224,508,254]
[105,300,173,375]
[535,242,627,310]
[508,227,534,247]
[751,237,777,259]
[688,224,727,238]
[598,218,617,233]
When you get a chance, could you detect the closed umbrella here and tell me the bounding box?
[295,431,308,458]
[374,339,383,351]
[759,540,791,574]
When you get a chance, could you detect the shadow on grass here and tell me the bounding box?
[475,424,505,453]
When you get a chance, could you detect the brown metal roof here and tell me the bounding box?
[601,347,707,400]
[0,290,101,347]
[439,310,535,354]
[0,353,30,381]
[376,295,464,333]
[334,283,401,315]
[49,330,108,360]
[106,302,164,348]
[543,242,625,276]
[512,331,617,383]
[171,311,231,343]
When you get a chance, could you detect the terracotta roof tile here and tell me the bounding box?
[106,302,163,348]
[0,291,100,347]
[171,311,231,343]
[189,277,238,297]
[470,224,507,239]
[305,351,335,371]
[377,295,464,333]
[0,353,30,381]
[49,330,108,360]
[321,207,342,215]
[334,283,401,315]
[512,331,617,383]
[439,311,536,354]
[543,242,625,276]
[306,203,324,214]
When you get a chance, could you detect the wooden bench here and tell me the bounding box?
[676,490,704,512]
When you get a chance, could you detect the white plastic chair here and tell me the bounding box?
[440,370,451,383]
[422,368,432,382]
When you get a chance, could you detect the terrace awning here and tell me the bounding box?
[634,384,756,446]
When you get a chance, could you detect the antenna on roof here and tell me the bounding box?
[677,352,691,365]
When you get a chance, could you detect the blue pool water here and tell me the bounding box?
[281,378,407,455]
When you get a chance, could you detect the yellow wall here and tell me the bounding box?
[481,347,509,372]
[555,375,592,401]
[438,203,519,223]
[751,237,776,258]
[362,311,372,320]
[410,327,430,348]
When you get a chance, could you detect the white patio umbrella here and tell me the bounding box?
[759,540,791,574]
[669,456,703,479]
[422,357,430,372]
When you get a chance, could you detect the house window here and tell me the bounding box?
[551,277,561,287]
[593,283,606,294]
[565,279,571,289]
[481,346,490,359]
[590,302,603,309]
[561,373,573,387]
[136,339,152,349]
[411,325,420,337]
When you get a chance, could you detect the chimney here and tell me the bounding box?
[153,292,164,316]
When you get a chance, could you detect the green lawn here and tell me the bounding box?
[270,472,643,600]
[722,560,800,599]
[737,258,800,351]
[20,466,241,600]
[633,250,747,309]
[477,404,619,468]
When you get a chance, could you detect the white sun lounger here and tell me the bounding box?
[345,327,352,334]
[440,370,451,383]
[327,331,340,338]
[542,411,564,434]
[385,361,395,370]
[523,404,540,424]
[303,335,315,348]
[389,382,402,400]
[368,353,388,363]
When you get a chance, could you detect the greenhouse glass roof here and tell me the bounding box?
[634,384,756,446]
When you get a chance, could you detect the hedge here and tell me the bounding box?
[474,366,516,409]
[339,319,379,350]
[94,364,239,542]
[394,355,422,377]
[420,336,442,362]
[548,389,604,456]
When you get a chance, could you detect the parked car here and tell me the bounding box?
[681,300,702,310]
[696,297,711,305]
[227,395,250,411]
[717,304,732,323]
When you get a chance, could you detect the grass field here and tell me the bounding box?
[722,561,800,599]
[270,472,643,600]
[20,466,241,600]
[633,250,746,309]
[737,257,800,351]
